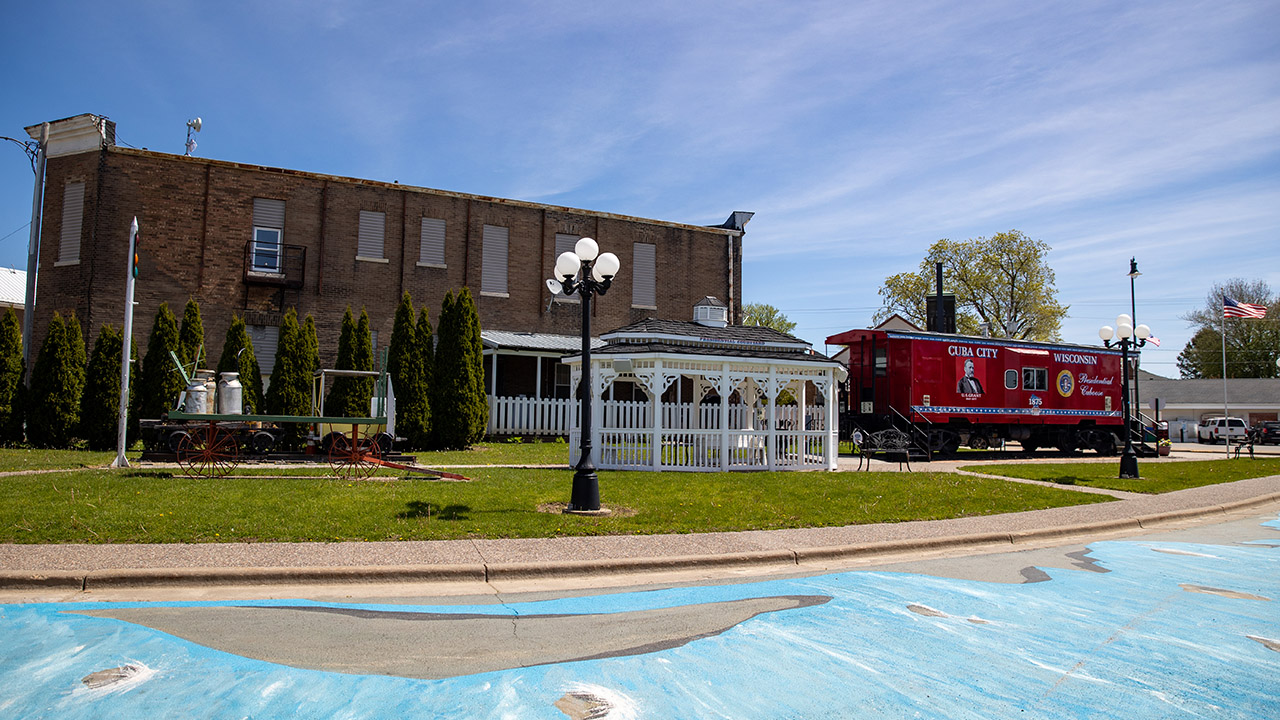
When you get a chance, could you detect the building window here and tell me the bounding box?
[419,217,446,267]
[251,198,285,273]
[58,181,85,265]
[632,242,656,308]
[555,363,572,399]
[1023,367,1047,391]
[553,233,580,303]
[247,325,280,377]
[1004,369,1019,390]
[357,210,386,261]
[481,224,509,296]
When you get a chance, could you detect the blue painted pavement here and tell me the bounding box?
[1,518,1277,719]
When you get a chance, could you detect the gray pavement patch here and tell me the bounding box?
[73,595,831,679]
[1179,584,1271,601]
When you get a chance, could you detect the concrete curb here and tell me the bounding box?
[3,491,1276,591]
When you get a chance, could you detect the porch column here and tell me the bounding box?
[652,359,663,471]
[535,356,542,399]
[799,378,808,468]
[591,357,602,466]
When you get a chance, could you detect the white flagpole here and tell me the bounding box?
[1221,297,1229,459]
[110,217,138,468]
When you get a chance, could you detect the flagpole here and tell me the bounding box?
[110,217,138,469]
[1221,295,1229,459]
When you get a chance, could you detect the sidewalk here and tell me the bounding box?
[3,466,1278,592]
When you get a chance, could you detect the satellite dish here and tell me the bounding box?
[546,278,563,295]
[187,117,202,132]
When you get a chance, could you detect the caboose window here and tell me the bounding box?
[874,348,887,376]
[1005,369,1019,389]
[1023,367,1047,391]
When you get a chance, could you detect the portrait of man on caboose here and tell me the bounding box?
[957,358,985,395]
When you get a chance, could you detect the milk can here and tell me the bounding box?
[218,372,244,415]
[184,377,209,413]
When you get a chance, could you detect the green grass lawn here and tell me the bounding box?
[964,458,1280,494]
[414,440,571,466]
[0,465,1114,544]
[0,449,124,472]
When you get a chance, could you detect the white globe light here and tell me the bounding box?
[1134,323,1151,339]
[555,251,581,280]
[592,252,620,281]
[1099,326,1114,341]
[575,237,599,262]
[1117,323,1133,339]
[1116,314,1132,328]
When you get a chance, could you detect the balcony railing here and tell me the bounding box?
[243,241,306,289]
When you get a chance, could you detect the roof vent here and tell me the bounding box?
[694,296,728,327]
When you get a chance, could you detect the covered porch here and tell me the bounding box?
[482,330,604,437]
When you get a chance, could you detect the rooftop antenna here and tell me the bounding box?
[185,117,202,156]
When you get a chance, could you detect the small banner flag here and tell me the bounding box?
[1223,296,1267,319]
[1148,335,1160,347]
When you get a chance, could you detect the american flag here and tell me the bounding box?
[1224,296,1267,319]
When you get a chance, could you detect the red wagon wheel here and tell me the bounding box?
[328,428,381,479]
[176,423,240,478]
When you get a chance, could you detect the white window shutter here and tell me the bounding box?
[60,181,85,264]
[358,211,385,259]
[633,242,656,307]
[482,225,509,294]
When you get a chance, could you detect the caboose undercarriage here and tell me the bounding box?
[845,412,1124,457]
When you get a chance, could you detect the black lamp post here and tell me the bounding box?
[1100,314,1149,479]
[1128,257,1143,443]
[548,238,620,513]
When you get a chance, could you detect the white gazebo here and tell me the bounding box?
[563,298,847,472]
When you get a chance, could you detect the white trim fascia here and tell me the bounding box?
[562,349,841,371]
[600,330,810,352]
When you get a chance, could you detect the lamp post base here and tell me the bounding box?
[1119,450,1140,479]
[567,466,602,513]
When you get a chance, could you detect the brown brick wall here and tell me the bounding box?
[31,147,742,373]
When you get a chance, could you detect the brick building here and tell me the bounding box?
[23,114,747,383]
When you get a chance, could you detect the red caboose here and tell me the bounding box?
[825,328,1128,455]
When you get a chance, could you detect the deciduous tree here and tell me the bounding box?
[1176,279,1278,378]
[742,302,797,334]
[876,230,1068,340]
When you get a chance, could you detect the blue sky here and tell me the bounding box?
[2,1,1277,377]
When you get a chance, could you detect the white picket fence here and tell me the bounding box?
[488,396,575,436]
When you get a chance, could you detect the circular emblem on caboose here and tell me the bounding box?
[1056,369,1075,397]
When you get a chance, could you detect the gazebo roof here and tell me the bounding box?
[602,318,812,350]
[590,341,843,365]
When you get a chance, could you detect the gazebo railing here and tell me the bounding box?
[573,401,832,471]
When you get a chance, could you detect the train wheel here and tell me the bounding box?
[176,424,239,478]
[1095,433,1118,455]
[969,431,991,450]
[328,432,379,479]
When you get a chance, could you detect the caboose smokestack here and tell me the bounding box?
[935,262,945,334]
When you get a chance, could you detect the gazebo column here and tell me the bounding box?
[652,359,664,471]
[719,364,731,470]
[767,366,777,471]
